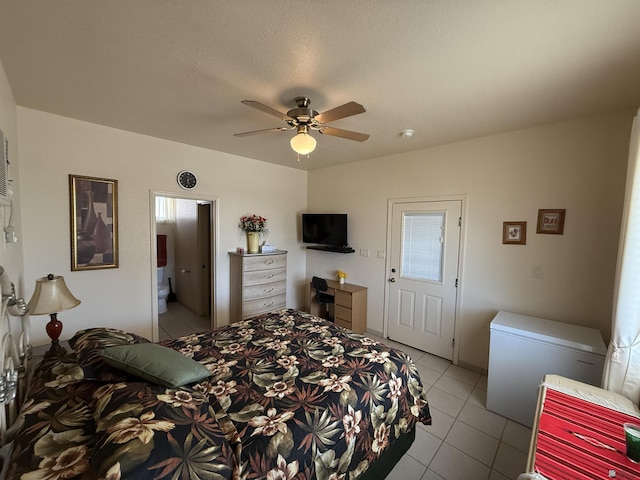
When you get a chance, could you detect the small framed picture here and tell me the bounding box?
[503,221,527,245]
[536,209,566,235]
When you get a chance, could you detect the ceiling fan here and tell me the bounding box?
[234,96,369,157]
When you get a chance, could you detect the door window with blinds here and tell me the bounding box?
[401,212,445,282]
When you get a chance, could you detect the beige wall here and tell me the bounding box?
[18,108,307,346]
[5,51,634,369]
[307,111,632,370]
[0,58,25,293]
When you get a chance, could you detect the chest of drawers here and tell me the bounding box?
[229,250,287,322]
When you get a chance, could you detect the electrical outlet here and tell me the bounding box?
[532,265,543,279]
[359,249,370,257]
[377,250,385,259]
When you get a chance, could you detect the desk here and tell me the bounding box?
[309,279,367,333]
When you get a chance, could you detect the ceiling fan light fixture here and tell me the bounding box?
[400,129,414,138]
[237,97,368,160]
[290,127,317,155]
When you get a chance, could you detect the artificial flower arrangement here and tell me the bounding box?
[336,270,348,279]
[239,214,268,235]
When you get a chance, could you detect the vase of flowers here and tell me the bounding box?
[336,270,348,285]
[239,214,268,254]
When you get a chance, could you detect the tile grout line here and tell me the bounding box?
[417,362,525,479]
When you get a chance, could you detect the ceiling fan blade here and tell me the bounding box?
[315,101,366,124]
[241,100,292,120]
[319,126,369,142]
[234,126,291,137]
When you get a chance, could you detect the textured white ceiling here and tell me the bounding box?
[1,0,639,170]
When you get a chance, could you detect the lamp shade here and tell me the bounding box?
[290,128,317,155]
[28,274,81,315]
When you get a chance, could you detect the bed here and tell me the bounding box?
[2,305,431,480]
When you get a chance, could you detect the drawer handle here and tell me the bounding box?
[265,260,274,265]
[577,360,596,366]
[264,288,274,293]
[266,274,275,278]
[264,301,274,307]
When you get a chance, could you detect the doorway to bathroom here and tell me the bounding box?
[151,191,217,341]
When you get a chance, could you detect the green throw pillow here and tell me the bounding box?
[101,343,210,388]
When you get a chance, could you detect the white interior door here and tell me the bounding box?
[386,200,461,360]
[175,198,199,314]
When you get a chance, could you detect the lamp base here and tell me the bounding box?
[44,340,68,359]
[43,312,66,359]
[46,313,63,342]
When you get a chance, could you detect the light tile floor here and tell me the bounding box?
[373,334,532,480]
[158,301,211,341]
[160,309,532,480]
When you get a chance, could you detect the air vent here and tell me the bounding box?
[0,130,8,206]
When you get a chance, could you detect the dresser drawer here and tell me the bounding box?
[243,281,287,301]
[335,290,351,308]
[242,294,286,318]
[230,250,287,323]
[335,318,352,330]
[243,254,287,272]
[335,305,352,323]
[243,267,286,286]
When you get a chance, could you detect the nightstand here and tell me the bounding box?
[28,341,71,376]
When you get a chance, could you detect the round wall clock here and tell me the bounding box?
[177,170,197,190]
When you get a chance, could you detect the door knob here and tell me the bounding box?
[389,278,396,282]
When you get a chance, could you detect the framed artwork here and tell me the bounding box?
[69,174,119,271]
[536,209,566,235]
[503,221,527,245]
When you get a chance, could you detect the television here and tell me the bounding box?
[302,213,348,248]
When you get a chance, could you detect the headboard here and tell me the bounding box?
[0,266,30,447]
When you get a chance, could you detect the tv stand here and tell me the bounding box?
[307,245,355,254]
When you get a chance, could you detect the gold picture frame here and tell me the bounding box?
[69,174,118,271]
[536,209,566,235]
[503,221,527,245]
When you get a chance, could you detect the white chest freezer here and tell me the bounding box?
[486,310,606,428]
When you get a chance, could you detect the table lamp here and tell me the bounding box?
[27,274,80,357]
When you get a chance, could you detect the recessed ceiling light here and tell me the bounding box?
[400,129,414,138]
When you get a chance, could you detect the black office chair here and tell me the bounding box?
[312,276,334,321]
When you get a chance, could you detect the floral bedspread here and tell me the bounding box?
[8,309,431,480]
